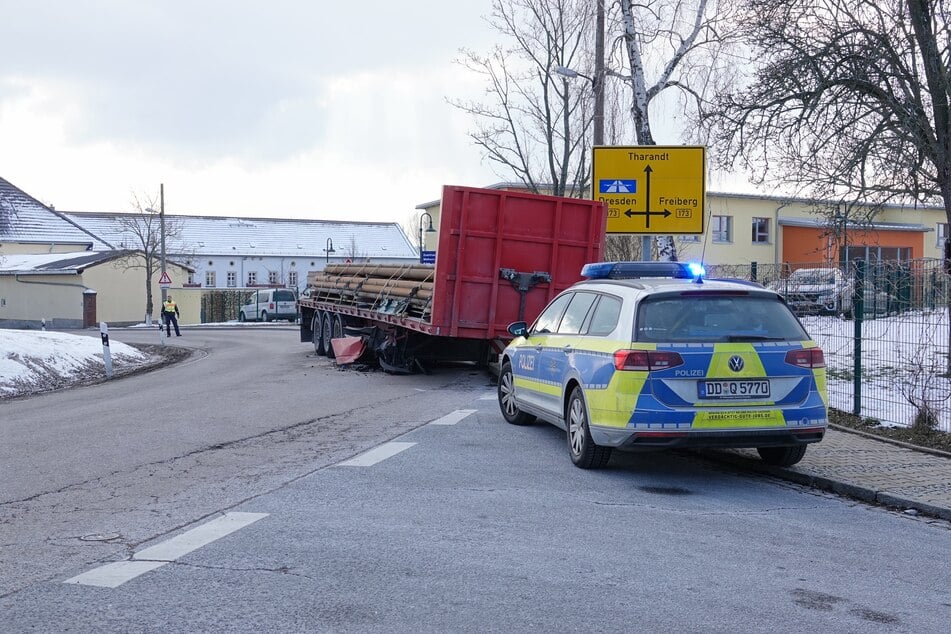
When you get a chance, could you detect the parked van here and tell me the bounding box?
[239,289,298,322]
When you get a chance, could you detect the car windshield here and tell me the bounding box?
[636,294,809,343]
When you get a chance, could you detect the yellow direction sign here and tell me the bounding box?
[592,145,705,234]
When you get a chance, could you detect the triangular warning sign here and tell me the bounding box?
[158,271,172,285]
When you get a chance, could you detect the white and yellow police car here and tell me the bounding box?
[497,261,828,469]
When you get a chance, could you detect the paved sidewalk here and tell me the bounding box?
[713,426,951,521]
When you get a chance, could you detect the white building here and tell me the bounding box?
[65,212,418,294]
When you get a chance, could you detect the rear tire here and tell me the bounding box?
[322,312,336,359]
[312,313,326,356]
[261,310,270,323]
[498,361,534,425]
[567,387,611,469]
[332,314,344,341]
[757,445,807,466]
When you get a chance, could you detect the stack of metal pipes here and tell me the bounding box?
[304,263,435,319]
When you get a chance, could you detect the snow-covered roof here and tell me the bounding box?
[64,212,418,259]
[0,250,133,275]
[0,177,112,249]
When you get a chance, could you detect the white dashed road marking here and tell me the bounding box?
[337,441,416,466]
[428,409,477,425]
[64,512,269,588]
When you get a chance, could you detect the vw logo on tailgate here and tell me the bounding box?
[728,355,745,372]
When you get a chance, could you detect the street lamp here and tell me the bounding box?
[324,237,335,264]
[418,212,436,264]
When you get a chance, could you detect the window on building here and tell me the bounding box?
[186,272,195,285]
[288,271,298,287]
[751,217,770,244]
[247,271,257,286]
[205,271,216,287]
[938,222,948,247]
[678,235,701,243]
[268,271,279,285]
[227,271,237,288]
[712,215,732,243]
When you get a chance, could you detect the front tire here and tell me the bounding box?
[498,361,534,425]
[567,387,611,469]
[757,445,807,466]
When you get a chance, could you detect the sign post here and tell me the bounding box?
[592,146,706,235]
[158,271,172,346]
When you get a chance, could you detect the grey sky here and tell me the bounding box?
[0,1,501,222]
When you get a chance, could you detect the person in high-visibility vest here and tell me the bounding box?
[162,295,182,337]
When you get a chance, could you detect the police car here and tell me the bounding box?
[497,262,828,469]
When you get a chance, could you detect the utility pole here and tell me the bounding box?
[594,0,605,147]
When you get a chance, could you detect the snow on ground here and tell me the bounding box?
[2,312,949,431]
[800,309,950,431]
[0,329,148,397]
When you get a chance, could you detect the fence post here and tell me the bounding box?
[852,259,865,416]
[750,261,758,283]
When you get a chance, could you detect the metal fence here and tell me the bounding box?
[707,258,951,432]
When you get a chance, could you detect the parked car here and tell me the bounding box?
[239,288,298,322]
[768,267,892,317]
[498,261,828,469]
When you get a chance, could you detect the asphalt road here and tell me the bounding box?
[2,327,950,632]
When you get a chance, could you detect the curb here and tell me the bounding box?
[828,423,951,460]
[707,450,951,523]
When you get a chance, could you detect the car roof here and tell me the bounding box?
[569,276,775,296]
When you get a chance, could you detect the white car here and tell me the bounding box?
[239,289,298,322]
[769,268,892,317]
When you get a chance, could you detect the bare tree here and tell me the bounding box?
[703,0,951,224]
[452,0,595,196]
[617,0,739,260]
[113,193,186,321]
[701,0,951,369]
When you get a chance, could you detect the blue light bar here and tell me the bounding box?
[581,261,703,280]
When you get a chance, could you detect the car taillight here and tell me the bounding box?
[269,302,275,310]
[785,348,825,369]
[614,350,684,371]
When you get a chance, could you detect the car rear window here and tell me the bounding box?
[274,290,296,302]
[636,294,808,342]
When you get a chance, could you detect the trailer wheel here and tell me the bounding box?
[332,314,345,341]
[311,313,325,356]
[322,312,336,359]
[498,361,534,425]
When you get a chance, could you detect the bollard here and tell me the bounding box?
[100,322,113,378]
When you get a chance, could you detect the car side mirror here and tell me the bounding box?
[507,321,529,338]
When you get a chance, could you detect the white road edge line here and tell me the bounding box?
[479,392,497,400]
[337,441,416,466]
[428,409,478,425]
[63,512,269,588]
